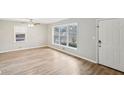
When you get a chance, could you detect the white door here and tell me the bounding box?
[99,19,120,70]
[119,20,124,71]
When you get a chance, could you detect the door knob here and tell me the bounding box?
[98,40,102,47]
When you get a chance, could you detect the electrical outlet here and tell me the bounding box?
[18,46,22,48]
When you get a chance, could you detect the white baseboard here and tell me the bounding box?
[48,45,97,63]
[0,45,48,53]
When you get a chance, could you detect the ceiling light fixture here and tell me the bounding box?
[28,19,34,27]
[28,23,34,27]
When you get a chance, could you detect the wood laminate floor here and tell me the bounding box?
[0,47,123,75]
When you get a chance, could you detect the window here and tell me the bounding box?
[16,34,25,41]
[60,26,67,46]
[14,26,27,42]
[68,25,77,48]
[53,23,78,49]
[54,27,60,44]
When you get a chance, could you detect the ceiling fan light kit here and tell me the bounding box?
[27,19,35,27]
[28,23,34,27]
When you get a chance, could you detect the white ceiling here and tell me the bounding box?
[0,18,67,24]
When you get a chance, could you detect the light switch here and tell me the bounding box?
[92,36,96,40]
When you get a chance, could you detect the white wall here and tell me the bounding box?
[0,19,97,63]
[48,18,97,63]
[0,20,48,53]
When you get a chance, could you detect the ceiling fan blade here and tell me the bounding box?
[34,23,40,25]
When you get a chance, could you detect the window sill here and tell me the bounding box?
[53,43,77,50]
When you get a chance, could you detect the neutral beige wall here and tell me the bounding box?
[48,18,97,63]
[0,20,48,53]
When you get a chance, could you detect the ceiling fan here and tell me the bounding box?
[27,19,40,27]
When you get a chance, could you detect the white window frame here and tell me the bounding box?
[59,26,68,47]
[14,26,27,43]
[52,26,60,46]
[52,23,78,50]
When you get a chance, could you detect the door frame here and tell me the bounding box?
[96,18,119,64]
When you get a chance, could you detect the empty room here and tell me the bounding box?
[1,1,124,93]
[0,18,124,75]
